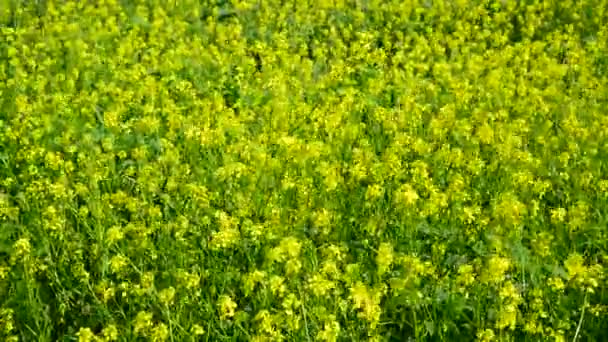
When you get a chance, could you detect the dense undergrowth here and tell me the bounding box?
[1,0,607,341]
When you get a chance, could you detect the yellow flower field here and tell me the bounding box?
[1,0,607,341]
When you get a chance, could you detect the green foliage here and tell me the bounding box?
[1,0,607,341]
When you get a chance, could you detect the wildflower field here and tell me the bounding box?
[1,0,607,341]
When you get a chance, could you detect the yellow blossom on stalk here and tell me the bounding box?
[102,324,119,341]
[13,238,31,258]
[218,295,237,319]
[550,208,567,223]
[548,277,565,292]
[320,260,340,278]
[483,256,511,284]
[269,236,302,263]
[477,328,495,342]
[477,123,494,144]
[176,270,200,290]
[462,205,481,224]
[531,232,553,257]
[376,242,394,276]
[210,228,240,250]
[109,255,128,275]
[96,282,115,303]
[307,274,336,297]
[499,281,522,313]
[494,192,527,225]
[565,253,587,281]
[76,327,96,342]
[151,323,169,342]
[0,266,9,280]
[269,275,287,296]
[140,272,155,291]
[134,311,153,336]
[281,293,301,316]
[317,315,341,342]
[365,183,384,201]
[456,264,476,293]
[568,201,589,231]
[394,183,419,206]
[243,270,266,296]
[191,324,205,336]
[563,253,602,292]
[313,208,333,235]
[158,287,176,306]
[349,282,384,328]
[285,258,302,276]
[106,226,124,244]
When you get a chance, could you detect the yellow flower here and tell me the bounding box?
[210,228,240,250]
[13,238,31,258]
[495,193,527,225]
[158,287,176,306]
[109,255,128,274]
[499,281,521,302]
[102,324,119,341]
[548,277,565,292]
[564,253,586,281]
[550,208,567,223]
[134,311,154,336]
[456,264,476,291]
[191,324,205,336]
[365,184,384,201]
[106,226,124,244]
[243,270,266,296]
[177,270,200,290]
[141,272,155,290]
[0,266,9,280]
[462,206,481,224]
[394,183,419,206]
[269,275,286,297]
[218,295,237,319]
[77,327,96,342]
[496,303,518,330]
[317,316,341,342]
[476,328,495,342]
[307,274,336,297]
[477,123,494,144]
[313,209,333,235]
[151,323,169,342]
[349,282,383,327]
[280,236,303,260]
[320,260,339,278]
[484,256,511,284]
[376,242,394,276]
[285,258,302,276]
[100,285,115,303]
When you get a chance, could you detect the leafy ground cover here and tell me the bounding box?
[1,0,607,341]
